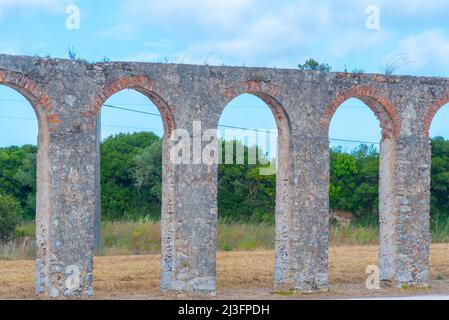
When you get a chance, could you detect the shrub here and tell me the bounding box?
[0,194,22,243]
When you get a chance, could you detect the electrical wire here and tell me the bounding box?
[0,102,381,145]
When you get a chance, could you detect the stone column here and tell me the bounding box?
[392,136,431,287]
[160,134,177,291]
[93,112,101,253]
[284,133,329,292]
[160,120,218,295]
[379,136,397,283]
[273,136,291,289]
[36,129,96,298]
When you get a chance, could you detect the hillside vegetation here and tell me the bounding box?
[1,132,449,244]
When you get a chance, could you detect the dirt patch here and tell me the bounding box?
[1,244,449,299]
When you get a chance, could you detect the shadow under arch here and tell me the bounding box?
[323,85,400,284]
[0,69,52,291]
[218,89,292,288]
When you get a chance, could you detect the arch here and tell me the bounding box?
[88,76,176,294]
[222,80,291,137]
[89,76,175,136]
[322,85,400,139]
[0,69,51,131]
[218,85,292,288]
[325,85,400,284]
[0,69,52,294]
[424,92,449,136]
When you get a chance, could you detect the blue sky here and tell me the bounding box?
[0,0,449,152]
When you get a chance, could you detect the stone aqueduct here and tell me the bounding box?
[0,53,449,298]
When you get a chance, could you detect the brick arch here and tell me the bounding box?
[219,81,292,288]
[322,85,400,139]
[88,75,175,136]
[0,69,52,273]
[0,69,53,130]
[217,80,293,287]
[222,80,291,135]
[423,92,449,137]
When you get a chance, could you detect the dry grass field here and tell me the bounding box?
[1,244,449,299]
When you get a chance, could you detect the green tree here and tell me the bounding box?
[0,193,22,242]
[218,140,276,223]
[298,58,332,72]
[0,145,37,220]
[329,147,358,211]
[329,145,380,225]
[5,133,449,229]
[132,139,163,210]
[430,137,449,217]
[13,151,36,220]
[100,132,161,220]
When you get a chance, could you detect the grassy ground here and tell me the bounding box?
[3,220,449,260]
[1,221,449,299]
[2,222,449,299]
[2,221,383,260]
[1,244,449,299]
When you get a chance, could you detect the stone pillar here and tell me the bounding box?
[160,121,218,295]
[94,112,101,253]
[274,126,291,289]
[160,134,177,291]
[36,129,96,298]
[392,136,431,287]
[284,134,329,292]
[379,136,397,283]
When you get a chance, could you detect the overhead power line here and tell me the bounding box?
[103,104,162,117]
[0,102,381,145]
[102,104,380,145]
[329,138,379,145]
[0,115,36,121]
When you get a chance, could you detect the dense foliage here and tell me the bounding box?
[100,132,162,220]
[0,193,22,242]
[2,133,449,240]
[430,137,449,217]
[218,140,276,223]
[0,145,36,220]
[330,145,380,225]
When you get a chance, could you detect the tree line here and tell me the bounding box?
[1,132,449,241]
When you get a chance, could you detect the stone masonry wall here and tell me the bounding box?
[0,54,448,298]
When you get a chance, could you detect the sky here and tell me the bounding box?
[0,0,449,153]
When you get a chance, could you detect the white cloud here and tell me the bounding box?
[385,30,449,75]
[376,0,449,15]
[0,0,65,11]
[108,0,449,74]
[171,1,390,67]
[337,0,449,17]
[100,23,138,40]
[123,0,253,34]
[0,0,60,6]
[118,0,338,66]
[0,0,69,18]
